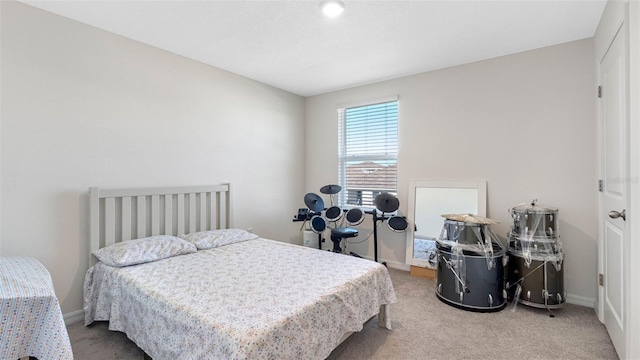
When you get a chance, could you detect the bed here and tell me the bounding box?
[83,184,397,359]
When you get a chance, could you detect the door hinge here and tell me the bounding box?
[598,86,602,98]
[599,273,604,286]
[598,179,603,192]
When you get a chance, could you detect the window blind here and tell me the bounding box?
[338,100,398,208]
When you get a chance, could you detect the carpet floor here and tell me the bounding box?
[67,268,618,359]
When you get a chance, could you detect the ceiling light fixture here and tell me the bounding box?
[320,0,345,18]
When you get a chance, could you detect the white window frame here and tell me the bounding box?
[337,95,399,209]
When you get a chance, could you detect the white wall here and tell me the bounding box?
[305,39,598,304]
[0,1,306,315]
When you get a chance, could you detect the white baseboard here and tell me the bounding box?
[63,309,84,325]
[566,294,596,309]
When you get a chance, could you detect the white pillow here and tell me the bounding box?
[93,235,197,267]
[178,228,259,250]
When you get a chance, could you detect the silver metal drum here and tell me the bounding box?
[441,220,487,246]
[510,202,558,239]
[436,242,507,312]
[507,233,561,257]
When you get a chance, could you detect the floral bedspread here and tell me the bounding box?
[84,238,397,360]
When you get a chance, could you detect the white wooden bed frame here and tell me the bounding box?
[87,183,388,358]
[89,184,231,265]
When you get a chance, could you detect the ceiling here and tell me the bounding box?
[20,0,607,97]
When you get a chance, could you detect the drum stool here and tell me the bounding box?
[330,227,358,253]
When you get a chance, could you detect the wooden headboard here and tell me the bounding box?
[89,184,231,265]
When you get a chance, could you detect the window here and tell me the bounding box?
[338,99,398,208]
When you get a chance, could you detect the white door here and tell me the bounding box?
[599,21,628,359]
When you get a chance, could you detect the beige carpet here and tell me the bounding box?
[67,268,618,359]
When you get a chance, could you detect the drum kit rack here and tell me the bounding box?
[293,184,407,264]
[434,200,565,316]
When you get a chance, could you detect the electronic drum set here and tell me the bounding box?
[435,200,565,315]
[297,184,408,263]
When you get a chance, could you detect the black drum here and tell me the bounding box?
[510,203,558,239]
[310,215,326,234]
[436,242,506,312]
[441,220,486,245]
[506,249,565,309]
[345,208,365,226]
[325,206,342,222]
[387,216,408,232]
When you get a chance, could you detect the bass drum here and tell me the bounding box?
[436,242,506,312]
[506,249,565,309]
